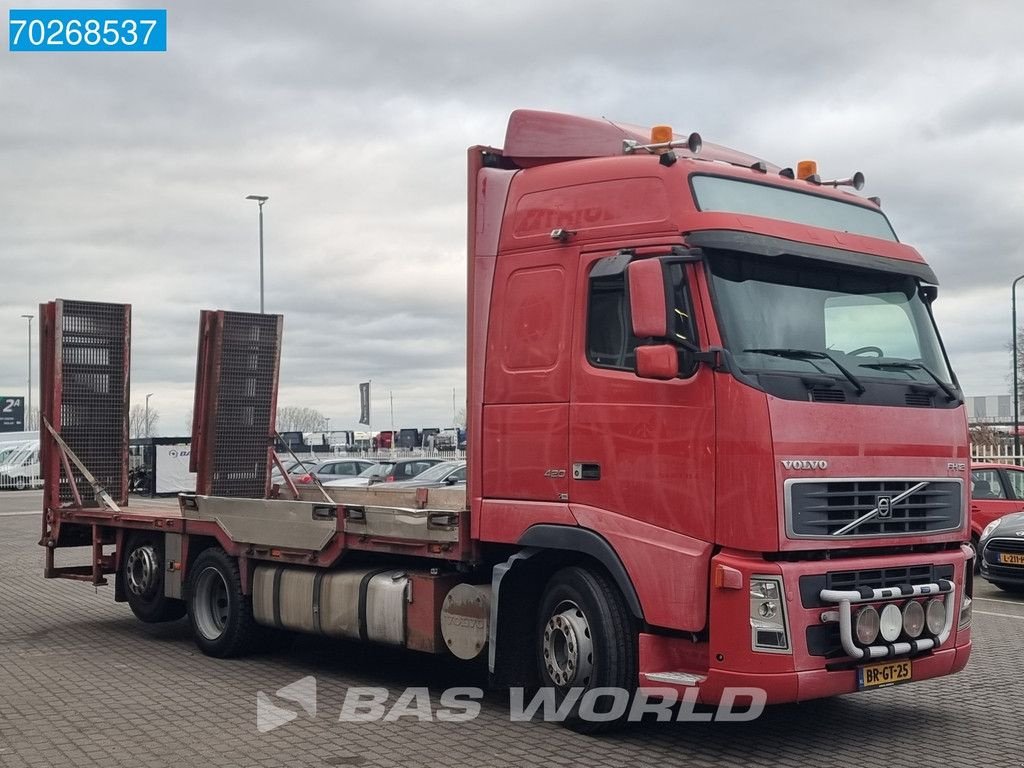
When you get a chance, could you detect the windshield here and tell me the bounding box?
[707,250,955,393]
[692,175,897,241]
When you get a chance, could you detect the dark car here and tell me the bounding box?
[323,458,444,487]
[381,460,466,489]
[978,510,1024,594]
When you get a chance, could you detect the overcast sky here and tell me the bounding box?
[2,1,1023,436]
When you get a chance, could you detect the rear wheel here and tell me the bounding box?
[121,535,186,623]
[13,476,27,491]
[187,547,257,657]
[536,566,638,733]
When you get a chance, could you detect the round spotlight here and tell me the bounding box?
[879,603,903,642]
[855,606,880,645]
[902,600,925,639]
[925,599,947,635]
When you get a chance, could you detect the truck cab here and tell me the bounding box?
[468,110,971,709]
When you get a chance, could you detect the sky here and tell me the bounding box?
[2,0,1023,436]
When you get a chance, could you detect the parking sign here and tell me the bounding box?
[0,396,25,431]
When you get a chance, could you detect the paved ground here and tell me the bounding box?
[1,491,1021,768]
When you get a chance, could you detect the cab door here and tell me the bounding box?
[568,249,716,543]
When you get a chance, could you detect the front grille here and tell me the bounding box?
[810,387,846,403]
[57,300,130,506]
[986,538,1024,555]
[787,478,963,538]
[983,537,1024,582]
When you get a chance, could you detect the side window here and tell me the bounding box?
[1003,468,1024,500]
[586,258,699,375]
[971,469,1006,500]
[450,466,467,483]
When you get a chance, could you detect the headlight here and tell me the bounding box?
[925,599,946,635]
[981,520,1000,541]
[750,576,790,652]
[902,600,925,638]
[855,606,880,645]
[879,603,903,642]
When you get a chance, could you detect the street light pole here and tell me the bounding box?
[20,314,32,429]
[1013,275,1024,463]
[145,393,154,438]
[245,195,269,313]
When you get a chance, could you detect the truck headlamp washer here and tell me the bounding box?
[820,581,955,661]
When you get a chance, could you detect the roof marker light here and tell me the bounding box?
[779,167,795,179]
[651,125,674,144]
[797,160,818,180]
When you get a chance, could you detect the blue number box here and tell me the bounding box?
[9,9,166,51]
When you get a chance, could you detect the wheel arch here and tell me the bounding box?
[488,524,644,687]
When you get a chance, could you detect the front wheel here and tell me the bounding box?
[187,548,257,658]
[536,566,638,733]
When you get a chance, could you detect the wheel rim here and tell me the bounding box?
[193,566,230,640]
[125,545,159,598]
[543,600,594,688]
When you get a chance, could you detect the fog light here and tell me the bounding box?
[902,600,925,638]
[879,603,902,642]
[855,606,880,645]
[925,599,946,635]
[758,601,778,619]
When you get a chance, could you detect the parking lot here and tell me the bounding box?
[0,491,1020,768]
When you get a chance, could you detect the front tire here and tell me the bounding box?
[121,535,186,623]
[187,547,257,658]
[536,566,638,733]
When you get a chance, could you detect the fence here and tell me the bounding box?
[0,439,41,490]
[971,444,1024,464]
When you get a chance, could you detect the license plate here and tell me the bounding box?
[999,552,1024,565]
[858,660,912,690]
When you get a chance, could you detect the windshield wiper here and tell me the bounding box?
[857,360,960,402]
[743,348,866,394]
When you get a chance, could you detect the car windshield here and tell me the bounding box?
[407,461,461,483]
[708,250,954,387]
[358,462,394,478]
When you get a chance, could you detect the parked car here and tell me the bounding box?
[970,463,1024,563]
[270,456,324,486]
[323,458,445,488]
[294,458,376,486]
[0,442,41,490]
[978,510,1024,593]
[379,460,466,489]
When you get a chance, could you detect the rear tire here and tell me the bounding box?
[536,565,638,733]
[13,476,27,491]
[187,548,257,658]
[121,534,186,623]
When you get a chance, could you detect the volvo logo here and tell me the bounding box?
[876,496,892,518]
[781,459,828,470]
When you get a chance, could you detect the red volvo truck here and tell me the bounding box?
[39,110,972,731]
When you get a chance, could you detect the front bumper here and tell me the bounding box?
[638,547,972,704]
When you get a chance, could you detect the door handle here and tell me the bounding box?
[572,463,601,481]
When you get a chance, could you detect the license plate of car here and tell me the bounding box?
[999,552,1024,565]
[857,660,912,690]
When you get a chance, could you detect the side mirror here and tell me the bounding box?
[627,259,668,338]
[636,345,678,380]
